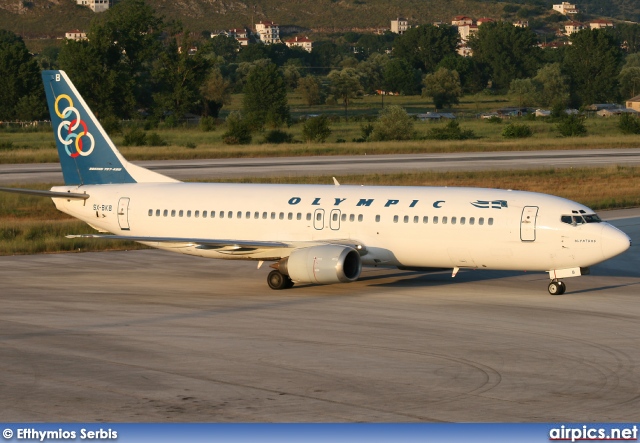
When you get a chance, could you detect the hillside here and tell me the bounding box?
[0,0,638,43]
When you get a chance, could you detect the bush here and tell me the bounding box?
[163,115,178,129]
[360,123,374,141]
[222,112,252,145]
[369,105,415,141]
[619,113,640,134]
[185,142,197,149]
[486,116,502,124]
[425,120,476,140]
[502,123,533,138]
[146,132,168,146]
[556,114,587,137]
[143,118,159,130]
[263,129,294,144]
[200,116,216,132]
[122,127,147,146]
[302,115,332,143]
[100,116,122,135]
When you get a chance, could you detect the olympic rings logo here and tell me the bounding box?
[55,94,95,158]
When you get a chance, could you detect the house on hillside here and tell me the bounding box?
[452,16,473,26]
[513,21,529,28]
[255,21,280,44]
[390,18,410,34]
[590,19,614,30]
[76,0,109,12]
[476,18,494,26]
[565,21,586,35]
[285,36,313,52]
[553,2,578,15]
[626,95,640,112]
[65,30,87,41]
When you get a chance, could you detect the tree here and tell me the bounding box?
[357,53,389,94]
[370,105,415,141]
[469,21,541,90]
[422,68,463,109]
[296,76,325,106]
[0,30,45,120]
[242,62,290,130]
[437,54,488,93]
[393,25,459,73]
[222,112,252,144]
[328,68,364,120]
[200,68,232,117]
[152,34,210,118]
[619,67,640,98]
[58,0,164,118]
[383,58,422,95]
[202,35,241,63]
[619,113,640,134]
[532,63,569,108]
[302,116,332,143]
[564,29,623,106]
[509,78,537,108]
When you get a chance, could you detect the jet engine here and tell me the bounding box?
[280,245,362,284]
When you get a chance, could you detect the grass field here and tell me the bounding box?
[1,112,638,164]
[2,166,639,256]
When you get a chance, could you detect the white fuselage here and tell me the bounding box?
[51,182,630,273]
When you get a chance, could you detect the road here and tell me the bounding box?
[2,148,640,184]
[0,210,638,422]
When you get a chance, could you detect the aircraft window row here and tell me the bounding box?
[147,209,367,222]
[560,214,602,225]
[390,215,493,226]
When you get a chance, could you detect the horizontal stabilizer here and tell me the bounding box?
[0,186,89,200]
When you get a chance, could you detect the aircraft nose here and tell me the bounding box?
[601,223,631,260]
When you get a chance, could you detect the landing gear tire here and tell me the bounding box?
[267,270,293,290]
[548,280,566,295]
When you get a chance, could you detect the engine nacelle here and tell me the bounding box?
[281,245,362,284]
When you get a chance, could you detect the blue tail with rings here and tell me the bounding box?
[42,70,138,186]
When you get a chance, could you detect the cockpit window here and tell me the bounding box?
[561,213,602,225]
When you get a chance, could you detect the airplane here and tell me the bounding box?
[0,70,632,294]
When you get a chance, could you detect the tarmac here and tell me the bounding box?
[0,211,639,422]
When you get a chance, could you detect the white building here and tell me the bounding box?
[565,21,586,35]
[65,29,87,41]
[590,19,614,30]
[553,2,578,15]
[390,18,409,34]
[255,21,280,44]
[76,0,109,13]
[284,36,313,52]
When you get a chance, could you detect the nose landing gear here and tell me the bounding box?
[548,280,566,295]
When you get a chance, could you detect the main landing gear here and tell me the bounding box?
[267,270,294,290]
[548,280,566,295]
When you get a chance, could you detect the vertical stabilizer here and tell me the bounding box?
[42,70,177,185]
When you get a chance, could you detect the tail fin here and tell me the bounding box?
[42,70,176,186]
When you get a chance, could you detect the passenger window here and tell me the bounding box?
[479,217,484,225]
[288,212,293,220]
[413,216,419,223]
[451,217,457,225]
[341,214,347,222]
[228,211,233,219]
[350,214,355,222]
[488,218,494,226]
[306,213,311,221]
[469,217,475,225]
[263,212,268,219]
[358,214,363,222]
[442,216,448,224]
[179,210,184,217]
[210,211,215,218]
[403,215,409,223]
[155,209,160,216]
[187,210,192,217]
[460,217,466,225]
[203,211,207,218]
[423,216,428,224]
[433,216,439,224]
[148,209,153,216]
[297,213,301,220]
[195,210,200,218]
[254,212,259,219]
[279,212,284,220]
[375,215,380,222]
[332,213,338,221]
[237,211,242,219]
[393,215,399,223]
[271,212,276,219]
[171,210,176,217]
[246,211,251,219]
[163,210,168,217]
[316,213,322,221]
[220,211,224,218]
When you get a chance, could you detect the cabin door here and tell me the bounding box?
[520,206,538,241]
[117,197,131,231]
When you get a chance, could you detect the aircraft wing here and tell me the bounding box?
[66,234,366,253]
